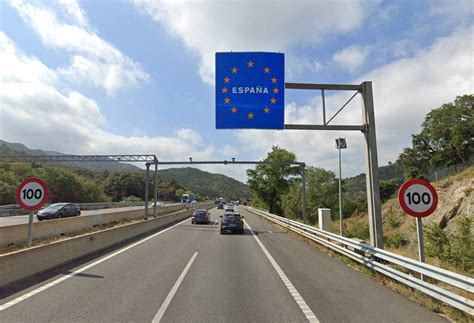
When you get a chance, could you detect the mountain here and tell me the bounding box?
[0,140,141,172]
[158,167,250,200]
[344,163,404,197]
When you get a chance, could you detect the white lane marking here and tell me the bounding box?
[0,217,192,312]
[213,219,219,225]
[244,220,320,323]
[152,252,198,323]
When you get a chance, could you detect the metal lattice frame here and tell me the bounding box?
[0,155,158,163]
[283,82,383,249]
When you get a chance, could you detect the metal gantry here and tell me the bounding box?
[157,159,308,224]
[284,81,384,249]
[0,155,158,163]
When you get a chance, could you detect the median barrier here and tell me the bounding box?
[0,202,214,288]
[0,203,199,248]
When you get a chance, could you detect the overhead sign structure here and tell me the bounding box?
[16,177,49,211]
[398,179,438,218]
[216,52,284,129]
[16,177,49,248]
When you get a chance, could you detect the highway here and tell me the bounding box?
[0,204,179,227]
[0,207,446,322]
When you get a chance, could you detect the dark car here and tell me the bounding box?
[217,202,224,209]
[220,212,244,234]
[191,209,211,224]
[37,203,81,221]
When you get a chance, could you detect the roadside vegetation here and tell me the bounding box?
[0,162,187,204]
[247,94,473,276]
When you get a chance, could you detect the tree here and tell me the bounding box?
[105,172,146,201]
[397,95,473,178]
[379,179,399,203]
[247,146,300,215]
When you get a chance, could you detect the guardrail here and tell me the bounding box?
[245,207,474,315]
[0,201,177,216]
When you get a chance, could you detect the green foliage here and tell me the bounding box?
[384,232,408,248]
[105,172,146,202]
[450,216,473,273]
[397,94,473,179]
[247,146,300,215]
[121,195,143,202]
[346,218,370,241]
[158,167,249,200]
[385,213,400,229]
[425,223,451,262]
[380,179,399,203]
[425,216,473,272]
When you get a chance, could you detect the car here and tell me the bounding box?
[220,212,244,234]
[217,202,224,209]
[224,206,235,213]
[191,209,211,224]
[37,203,81,221]
[150,201,165,207]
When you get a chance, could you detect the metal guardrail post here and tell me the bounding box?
[301,165,307,224]
[144,163,150,220]
[153,163,158,218]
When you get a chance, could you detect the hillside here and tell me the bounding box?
[158,167,250,200]
[344,163,404,197]
[0,140,140,172]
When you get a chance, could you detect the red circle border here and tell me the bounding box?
[397,179,438,218]
[15,177,49,211]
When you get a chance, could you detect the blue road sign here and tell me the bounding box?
[216,52,284,129]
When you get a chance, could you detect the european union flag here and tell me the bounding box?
[216,52,284,129]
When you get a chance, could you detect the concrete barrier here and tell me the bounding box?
[0,202,214,288]
[0,203,206,247]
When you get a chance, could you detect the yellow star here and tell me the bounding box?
[224,97,230,104]
[224,76,230,83]
[264,107,270,113]
[270,97,276,104]
[231,106,237,113]
[222,87,228,94]
[247,61,254,68]
[248,112,254,119]
[271,77,277,83]
[264,67,270,73]
[273,87,279,94]
[232,67,238,74]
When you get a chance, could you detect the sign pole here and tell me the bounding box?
[416,217,426,280]
[27,210,34,248]
[338,140,343,236]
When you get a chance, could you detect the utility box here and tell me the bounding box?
[318,208,331,231]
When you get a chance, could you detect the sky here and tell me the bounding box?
[0,0,473,182]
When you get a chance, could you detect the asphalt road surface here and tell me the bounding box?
[0,204,180,227]
[0,207,447,322]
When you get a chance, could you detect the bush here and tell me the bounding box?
[346,218,370,241]
[384,232,408,248]
[121,195,143,202]
[450,216,473,273]
[385,212,400,229]
[425,223,451,262]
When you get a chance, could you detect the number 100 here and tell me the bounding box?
[406,192,430,205]
[22,188,43,200]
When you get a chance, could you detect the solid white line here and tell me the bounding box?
[244,220,320,323]
[152,252,198,323]
[0,217,191,312]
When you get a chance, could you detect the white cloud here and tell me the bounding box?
[132,0,376,85]
[0,34,214,167]
[177,128,203,145]
[332,45,370,72]
[235,25,474,177]
[10,0,149,94]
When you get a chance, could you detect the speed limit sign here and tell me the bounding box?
[398,179,438,218]
[16,178,49,211]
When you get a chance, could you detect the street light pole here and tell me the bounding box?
[336,138,347,236]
